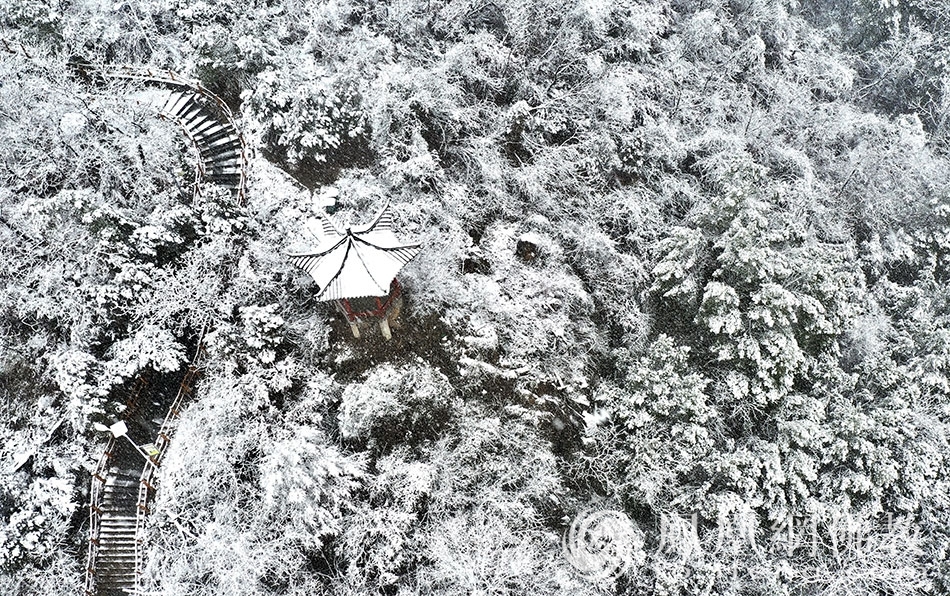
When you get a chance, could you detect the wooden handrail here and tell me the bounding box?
[132,324,208,593]
[96,64,249,206]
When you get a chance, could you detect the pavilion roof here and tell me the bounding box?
[288,203,421,301]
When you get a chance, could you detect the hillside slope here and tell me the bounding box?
[2,1,950,594]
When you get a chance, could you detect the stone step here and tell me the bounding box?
[97,561,136,568]
[189,115,222,137]
[207,166,243,178]
[98,542,138,550]
[98,533,137,541]
[101,502,138,509]
[103,486,139,496]
[201,129,238,148]
[99,523,137,530]
[103,478,139,486]
[96,580,136,589]
[103,483,140,491]
[107,471,141,482]
[98,533,137,540]
[202,144,241,162]
[98,553,137,561]
[210,175,242,188]
[98,530,137,539]
[101,509,136,516]
[207,154,243,167]
[179,102,209,121]
[98,544,137,550]
[97,573,135,580]
[101,501,139,509]
[103,487,139,495]
[99,520,137,528]
[100,510,137,518]
[102,495,139,504]
[98,555,137,563]
[163,92,192,116]
[195,123,226,141]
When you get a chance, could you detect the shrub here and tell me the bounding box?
[338,361,457,449]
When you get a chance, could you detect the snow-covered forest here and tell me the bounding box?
[3,0,950,594]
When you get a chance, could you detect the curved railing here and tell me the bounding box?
[79,64,248,595]
[93,64,249,206]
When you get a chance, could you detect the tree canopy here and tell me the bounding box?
[2,0,950,594]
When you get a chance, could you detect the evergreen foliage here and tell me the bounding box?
[2,0,950,594]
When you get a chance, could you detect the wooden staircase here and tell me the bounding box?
[148,88,247,195]
[94,464,141,595]
[84,65,247,596]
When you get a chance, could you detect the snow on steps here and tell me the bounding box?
[85,357,205,596]
[81,67,244,596]
[128,86,248,203]
[99,64,249,206]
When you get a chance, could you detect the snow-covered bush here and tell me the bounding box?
[429,411,563,516]
[460,220,601,390]
[239,304,286,365]
[260,427,364,550]
[416,505,592,596]
[340,449,433,588]
[338,361,457,449]
[578,335,715,508]
[249,65,366,170]
[651,164,844,410]
[103,323,185,382]
[0,477,75,572]
[51,350,106,433]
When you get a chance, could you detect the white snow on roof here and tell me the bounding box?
[288,203,421,301]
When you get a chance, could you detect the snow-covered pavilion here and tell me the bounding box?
[288,203,420,339]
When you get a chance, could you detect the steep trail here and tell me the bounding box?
[83,66,248,596]
[86,352,205,596]
[85,375,148,596]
